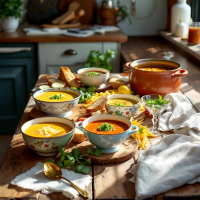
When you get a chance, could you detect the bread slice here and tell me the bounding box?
[109,77,126,89]
[72,128,87,143]
[46,75,67,87]
[86,95,108,113]
[58,67,81,88]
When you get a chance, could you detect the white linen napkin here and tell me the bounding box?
[11,162,92,198]
[129,93,200,200]
[23,28,68,35]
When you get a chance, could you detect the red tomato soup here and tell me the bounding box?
[85,120,129,135]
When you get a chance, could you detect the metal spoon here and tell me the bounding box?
[43,162,90,198]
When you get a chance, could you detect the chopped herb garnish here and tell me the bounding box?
[115,102,126,106]
[87,72,101,76]
[139,127,144,134]
[50,94,63,100]
[98,123,114,131]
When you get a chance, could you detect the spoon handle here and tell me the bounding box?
[61,177,90,198]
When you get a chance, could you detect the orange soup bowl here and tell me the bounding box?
[76,114,138,153]
[124,59,188,96]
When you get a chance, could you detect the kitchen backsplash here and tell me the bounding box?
[20,0,167,36]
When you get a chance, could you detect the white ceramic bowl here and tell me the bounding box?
[105,94,140,118]
[77,67,110,87]
[21,117,75,156]
[33,88,81,118]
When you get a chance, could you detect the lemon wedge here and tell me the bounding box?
[39,85,51,90]
[52,83,65,88]
[118,85,131,94]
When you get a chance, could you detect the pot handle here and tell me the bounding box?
[171,69,188,80]
[124,62,132,72]
[126,125,138,138]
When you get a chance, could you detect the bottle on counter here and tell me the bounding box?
[175,18,187,37]
[171,0,191,35]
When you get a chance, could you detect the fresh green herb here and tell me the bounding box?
[87,72,101,76]
[84,49,118,70]
[75,165,91,174]
[0,0,27,20]
[47,147,93,174]
[146,95,169,106]
[98,123,114,132]
[71,87,96,103]
[139,128,144,134]
[46,158,55,163]
[87,148,103,157]
[50,94,63,100]
[116,5,132,25]
[115,102,125,106]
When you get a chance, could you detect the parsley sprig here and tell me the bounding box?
[98,123,114,132]
[87,72,101,76]
[46,147,102,174]
[50,94,63,100]
[71,86,96,103]
[145,95,170,109]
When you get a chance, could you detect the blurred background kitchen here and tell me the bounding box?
[0,0,200,163]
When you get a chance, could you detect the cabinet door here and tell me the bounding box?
[0,59,32,134]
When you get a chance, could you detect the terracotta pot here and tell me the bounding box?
[124,59,188,96]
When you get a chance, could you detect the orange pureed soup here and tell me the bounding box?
[135,67,169,72]
[85,120,129,135]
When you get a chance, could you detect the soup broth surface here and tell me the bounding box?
[24,122,72,138]
[85,120,129,135]
[81,70,105,76]
[108,98,138,106]
[135,67,169,72]
[36,91,78,102]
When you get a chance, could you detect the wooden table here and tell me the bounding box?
[1,36,200,200]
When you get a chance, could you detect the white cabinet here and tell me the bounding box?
[38,42,121,74]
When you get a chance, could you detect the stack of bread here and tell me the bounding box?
[46,67,81,88]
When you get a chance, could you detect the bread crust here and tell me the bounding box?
[58,67,81,88]
[46,75,67,87]
[72,128,87,143]
[109,77,126,89]
[86,95,108,113]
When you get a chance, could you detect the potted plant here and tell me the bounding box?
[84,49,118,71]
[0,0,26,32]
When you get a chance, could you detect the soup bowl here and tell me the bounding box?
[33,87,81,118]
[105,94,140,118]
[21,117,75,156]
[125,58,188,96]
[76,114,138,153]
[77,67,110,87]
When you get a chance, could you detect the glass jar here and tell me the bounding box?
[188,22,200,44]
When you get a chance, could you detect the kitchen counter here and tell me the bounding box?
[0,25,128,43]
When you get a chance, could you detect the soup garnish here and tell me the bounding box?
[36,91,78,102]
[87,72,101,76]
[50,94,63,100]
[134,67,169,72]
[108,98,138,106]
[24,122,72,137]
[85,120,129,135]
[81,70,105,76]
[145,95,170,109]
[98,123,115,131]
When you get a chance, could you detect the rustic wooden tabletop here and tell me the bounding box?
[1,36,200,200]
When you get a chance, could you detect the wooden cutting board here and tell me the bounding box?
[59,0,97,24]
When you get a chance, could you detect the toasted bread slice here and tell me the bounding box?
[46,75,67,87]
[72,128,87,143]
[86,95,108,113]
[58,67,81,88]
[109,78,126,89]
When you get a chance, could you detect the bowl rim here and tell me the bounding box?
[130,58,181,73]
[77,67,110,76]
[33,87,81,104]
[81,114,133,136]
[21,117,75,139]
[106,94,140,108]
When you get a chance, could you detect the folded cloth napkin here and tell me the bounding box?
[23,28,68,35]
[11,162,92,198]
[129,93,200,200]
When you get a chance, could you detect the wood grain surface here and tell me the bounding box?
[0,26,128,43]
